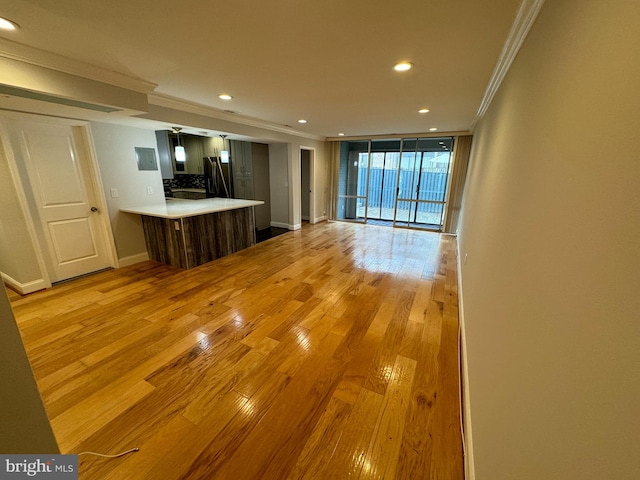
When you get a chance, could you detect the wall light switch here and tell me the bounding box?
[110,188,118,198]
[147,186,153,195]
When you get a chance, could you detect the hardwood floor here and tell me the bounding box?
[9,221,463,479]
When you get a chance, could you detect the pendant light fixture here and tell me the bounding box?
[220,134,229,164]
[173,127,186,162]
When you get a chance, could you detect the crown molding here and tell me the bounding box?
[0,37,157,94]
[325,131,471,142]
[471,0,546,130]
[148,93,326,141]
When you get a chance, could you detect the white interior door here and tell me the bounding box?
[12,119,112,283]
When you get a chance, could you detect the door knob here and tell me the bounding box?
[91,206,99,212]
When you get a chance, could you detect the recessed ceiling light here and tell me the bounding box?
[429,127,438,131]
[298,119,307,124]
[338,133,345,136]
[393,62,413,72]
[0,17,19,30]
[218,94,233,100]
[418,108,430,114]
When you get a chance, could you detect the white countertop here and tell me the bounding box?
[120,198,264,219]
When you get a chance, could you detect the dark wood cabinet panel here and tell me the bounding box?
[141,216,187,269]
[141,207,255,269]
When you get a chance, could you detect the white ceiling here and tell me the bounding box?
[0,0,524,139]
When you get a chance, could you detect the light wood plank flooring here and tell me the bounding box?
[9,221,463,479]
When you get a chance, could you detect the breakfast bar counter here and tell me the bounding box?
[121,198,264,269]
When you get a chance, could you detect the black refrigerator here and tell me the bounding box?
[203,156,232,198]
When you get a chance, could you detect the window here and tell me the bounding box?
[337,137,454,230]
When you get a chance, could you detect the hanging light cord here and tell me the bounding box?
[173,127,182,147]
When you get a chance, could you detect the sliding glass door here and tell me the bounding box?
[394,137,454,229]
[336,141,368,223]
[336,137,454,231]
[365,140,401,222]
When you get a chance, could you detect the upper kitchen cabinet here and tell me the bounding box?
[159,132,205,175]
[183,136,204,174]
[230,140,254,200]
[202,136,225,157]
[230,140,253,177]
[155,130,174,180]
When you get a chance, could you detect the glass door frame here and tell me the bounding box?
[393,138,454,230]
[336,141,371,224]
[336,137,454,231]
[364,140,402,223]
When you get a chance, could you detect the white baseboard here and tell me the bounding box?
[456,238,476,480]
[270,221,301,230]
[1,272,47,294]
[118,252,149,268]
[270,221,289,230]
[313,215,328,223]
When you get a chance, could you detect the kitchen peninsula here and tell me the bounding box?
[121,198,264,269]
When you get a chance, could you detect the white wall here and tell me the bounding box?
[89,122,165,264]
[458,1,640,479]
[269,142,329,230]
[0,56,149,113]
[252,143,272,230]
[0,130,42,288]
[0,285,59,453]
[268,143,290,229]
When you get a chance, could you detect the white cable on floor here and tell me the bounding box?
[77,448,139,458]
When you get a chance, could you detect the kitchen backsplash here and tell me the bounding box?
[164,175,205,190]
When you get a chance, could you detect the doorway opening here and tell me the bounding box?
[300,147,314,225]
[0,115,116,291]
